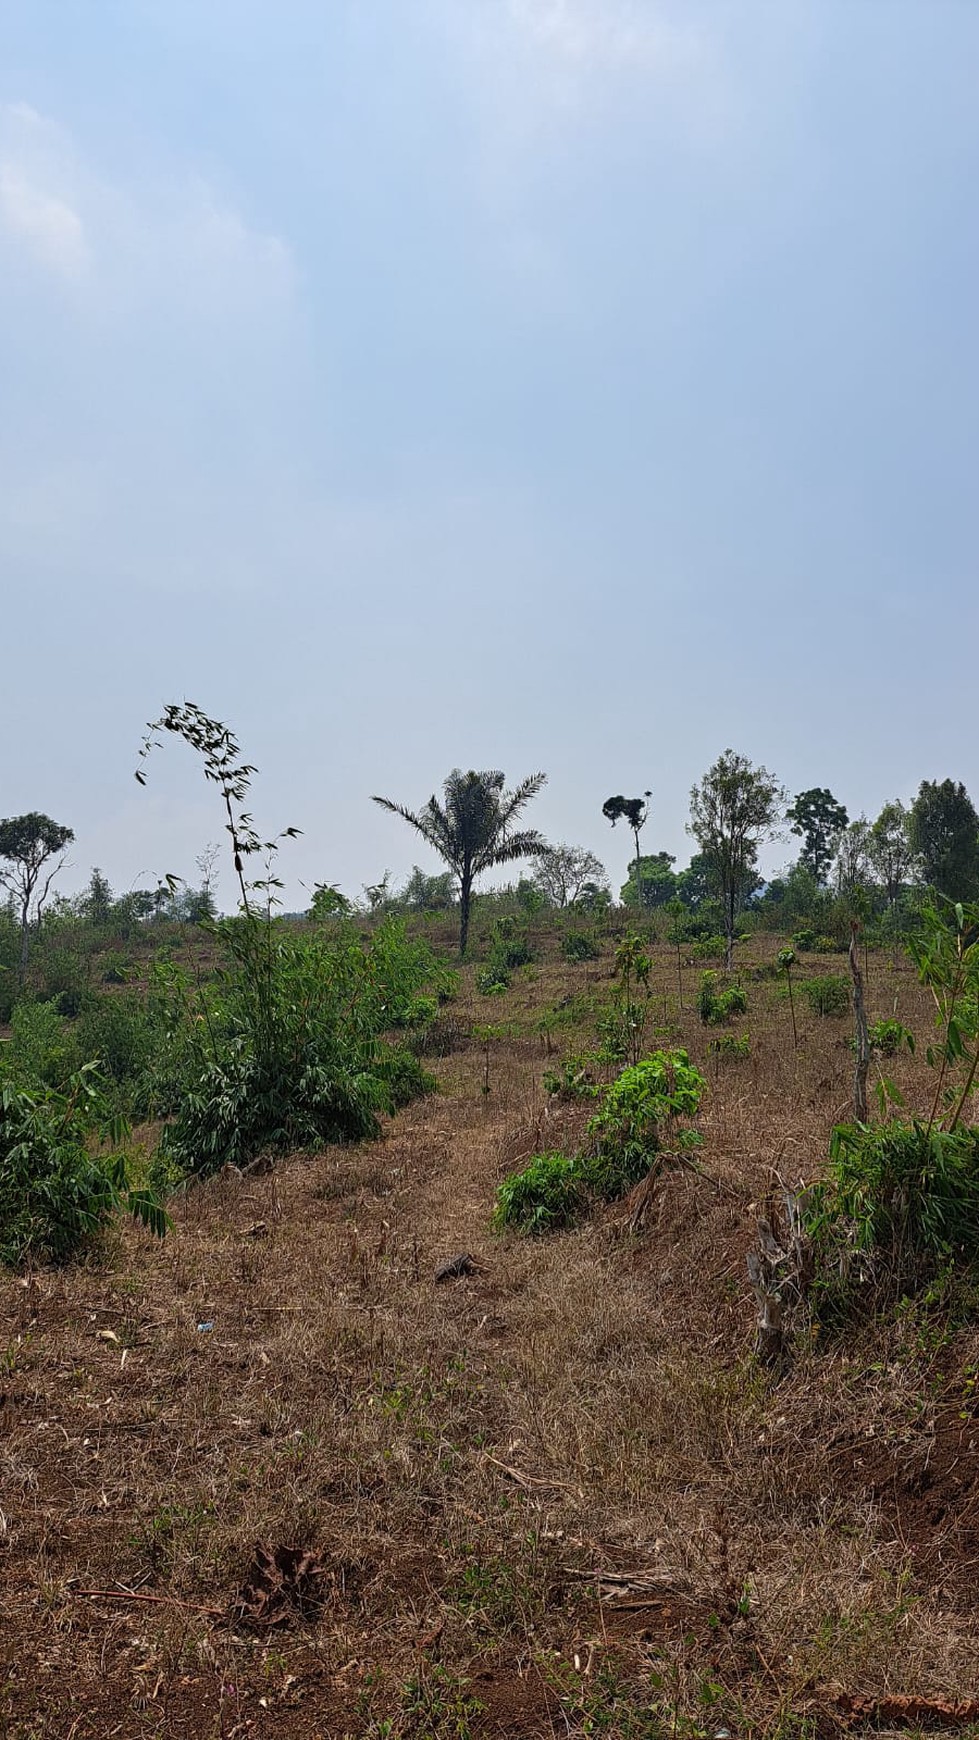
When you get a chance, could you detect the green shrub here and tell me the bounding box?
[697,972,749,1026]
[689,935,727,962]
[802,974,850,1017]
[793,928,842,954]
[74,992,167,1115]
[157,915,441,1177]
[586,1050,705,1184]
[807,1121,979,1313]
[709,1033,751,1059]
[492,1151,586,1235]
[868,1017,913,1057]
[373,1048,437,1111]
[476,965,510,995]
[595,1005,634,1062]
[475,920,536,996]
[542,1054,600,1101]
[1,1001,81,1088]
[0,1065,168,1267]
[561,930,600,963]
[33,946,91,1013]
[101,954,135,985]
[496,1052,706,1236]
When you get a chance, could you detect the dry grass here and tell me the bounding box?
[4,932,979,1737]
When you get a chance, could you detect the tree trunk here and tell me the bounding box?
[724,886,735,971]
[17,893,30,985]
[849,920,870,1122]
[459,872,472,957]
[747,1192,812,1371]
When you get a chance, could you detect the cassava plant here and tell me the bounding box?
[599,934,652,1065]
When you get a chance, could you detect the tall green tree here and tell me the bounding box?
[0,813,74,980]
[81,867,114,926]
[834,817,871,896]
[867,800,914,908]
[909,779,979,901]
[786,788,849,884]
[688,751,784,967]
[619,852,677,909]
[372,769,548,955]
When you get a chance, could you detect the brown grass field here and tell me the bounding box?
[4,928,979,1738]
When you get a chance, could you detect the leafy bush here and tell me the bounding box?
[586,1050,705,1187]
[561,930,600,963]
[0,1000,81,1088]
[373,1048,437,1111]
[74,992,166,1115]
[33,945,91,1014]
[709,1033,751,1059]
[476,919,536,995]
[689,935,728,962]
[157,916,441,1177]
[496,1051,706,1235]
[868,1017,913,1057]
[476,965,510,995]
[793,928,841,954]
[0,1066,167,1267]
[101,954,135,985]
[807,1121,979,1312]
[492,1151,586,1235]
[802,974,850,1017]
[697,973,749,1026]
[542,1054,600,1101]
[595,1005,635,1062]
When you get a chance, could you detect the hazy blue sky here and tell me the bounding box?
[2,1,978,907]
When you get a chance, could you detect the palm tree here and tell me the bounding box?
[372,769,549,955]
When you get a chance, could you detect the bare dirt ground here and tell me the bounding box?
[4,937,979,1738]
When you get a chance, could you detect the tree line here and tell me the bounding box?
[4,754,979,971]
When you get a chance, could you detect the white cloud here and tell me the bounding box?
[506,0,707,76]
[0,101,295,316]
[0,104,89,279]
[0,163,88,278]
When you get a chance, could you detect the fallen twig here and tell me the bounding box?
[482,1453,579,1493]
[74,1587,225,1618]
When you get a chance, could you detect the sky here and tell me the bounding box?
[2,0,978,909]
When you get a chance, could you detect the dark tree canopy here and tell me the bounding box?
[372,768,548,954]
[620,852,677,910]
[787,788,849,884]
[602,791,652,906]
[909,779,979,902]
[602,794,651,834]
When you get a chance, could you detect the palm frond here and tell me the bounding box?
[478,829,549,873]
[496,772,547,831]
[371,794,458,866]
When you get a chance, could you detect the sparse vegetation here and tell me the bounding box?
[10,732,979,1734]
